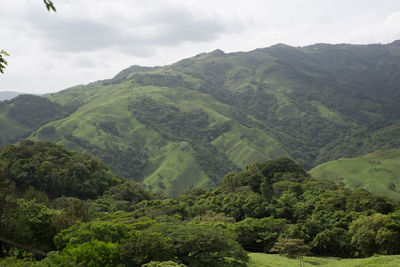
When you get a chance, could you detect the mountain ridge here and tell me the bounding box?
[1,40,400,195]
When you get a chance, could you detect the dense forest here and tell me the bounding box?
[1,141,400,266]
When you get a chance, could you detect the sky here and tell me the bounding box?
[1,0,400,94]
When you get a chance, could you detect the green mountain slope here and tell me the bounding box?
[41,81,288,195]
[310,149,400,201]
[2,41,400,195]
[0,94,74,148]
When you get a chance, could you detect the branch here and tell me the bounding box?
[0,50,9,74]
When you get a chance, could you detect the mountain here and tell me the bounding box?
[0,91,21,101]
[310,149,400,201]
[1,41,400,195]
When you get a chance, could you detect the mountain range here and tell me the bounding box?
[1,41,400,195]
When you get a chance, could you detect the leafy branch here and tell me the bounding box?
[0,50,9,74]
[43,0,56,12]
[1,1,56,74]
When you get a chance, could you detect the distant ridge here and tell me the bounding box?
[0,91,21,101]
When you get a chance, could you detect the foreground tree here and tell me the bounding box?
[119,231,175,267]
[349,213,400,256]
[150,223,249,267]
[270,238,311,258]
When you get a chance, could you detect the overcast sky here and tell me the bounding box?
[1,0,400,94]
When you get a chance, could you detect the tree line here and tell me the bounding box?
[1,141,400,266]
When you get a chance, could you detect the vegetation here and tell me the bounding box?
[1,42,400,196]
[0,50,9,74]
[2,143,400,266]
[310,149,400,201]
[0,140,120,199]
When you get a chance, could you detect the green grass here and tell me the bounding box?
[249,253,400,267]
[310,149,400,201]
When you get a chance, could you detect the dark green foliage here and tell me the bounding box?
[23,186,49,205]
[311,227,352,257]
[270,238,311,258]
[0,140,120,199]
[64,134,148,180]
[54,221,132,250]
[0,50,9,74]
[9,199,57,252]
[57,240,120,267]
[260,158,308,182]
[346,190,394,214]
[229,217,287,253]
[107,180,153,204]
[37,126,57,139]
[129,96,238,182]
[3,146,400,264]
[7,95,65,129]
[349,213,400,257]
[149,223,248,267]
[120,231,175,267]
[43,0,56,12]
[51,197,89,232]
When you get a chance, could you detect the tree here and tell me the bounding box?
[119,231,175,267]
[11,199,57,252]
[0,50,9,74]
[349,213,400,256]
[54,221,131,250]
[270,238,311,258]
[230,217,287,253]
[57,240,120,267]
[311,227,352,257]
[150,223,248,267]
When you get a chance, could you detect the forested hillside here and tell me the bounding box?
[1,141,400,266]
[1,41,400,195]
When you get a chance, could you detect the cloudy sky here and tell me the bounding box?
[1,0,400,94]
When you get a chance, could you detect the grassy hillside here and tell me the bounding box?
[310,149,400,201]
[2,41,400,195]
[249,253,400,267]
[42,80,287,195]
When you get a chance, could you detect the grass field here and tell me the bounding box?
[249,253,400,267]
[310,149,400,201]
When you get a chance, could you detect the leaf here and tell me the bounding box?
[43,0,57,12]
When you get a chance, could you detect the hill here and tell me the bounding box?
[1,41,400,195]
[310,149,400,201]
